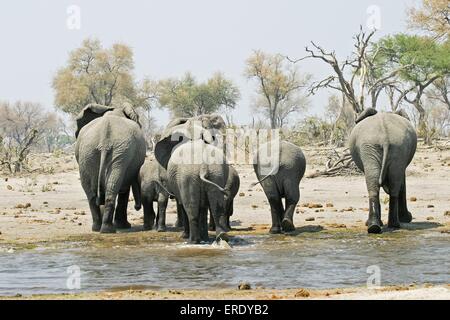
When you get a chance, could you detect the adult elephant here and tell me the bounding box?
[154,114,228,243]
[349,108,417,234]
[252,140,306,234]
[75,103,146,233]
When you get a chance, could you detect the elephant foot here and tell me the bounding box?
[157,225,167,232]
[367,224,382,234]
[399,211,413,223]
[143,223,153,231]
[269,226,282,234]
[281,218,295,232]
[365,219,383,227]
[92,223,101,232]
[100,224,116,234]
[388,221,401,229]
[208,224,216,232]
[114,220,131,229]
[216,232,229,243]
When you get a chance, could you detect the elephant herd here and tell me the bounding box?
[74,104,417,243]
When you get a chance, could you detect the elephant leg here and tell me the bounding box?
[398,176,413,223]
[100,192,118,233]
[180,205,190,239]
[226,201,234,230]
[88,197,102,232]
[363,167,383,234]
[156,193,168,232]
[387,171,403,229]
[267,195,284,234]
[114,189,131,229]
[208,210,216,231]
[282,185,299,232]
[199,205,209,242]
[175,200,184,228]
[185,204,201,244]
[207,192,229,241]
[142,195,156,231]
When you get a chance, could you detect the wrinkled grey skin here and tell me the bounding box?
[139,159,171,232]
[349,108,417,234]
[253,141,306,234]
[75,104,146,233]
[166,139,229,244]
[209,165,240,231]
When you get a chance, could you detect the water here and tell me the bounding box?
[0,230,449,296]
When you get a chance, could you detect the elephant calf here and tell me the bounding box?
[139,159,171,232]
[253,140,306,234]
[349,108,417,234]
[209,165,240,231]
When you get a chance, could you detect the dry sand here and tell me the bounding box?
[0,146,449,299]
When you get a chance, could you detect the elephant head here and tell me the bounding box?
[75,103,141,138]
[154,114,226,169]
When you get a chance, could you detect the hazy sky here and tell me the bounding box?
[0,0,418,126]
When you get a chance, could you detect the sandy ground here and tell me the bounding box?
[0,146,449,299]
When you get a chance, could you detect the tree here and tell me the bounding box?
[408,0,450,41]
[53,38,155,115]
[158,72,240,118]
[377,34,450,134]
[0,101,55,172]
[245,50,310,128]
[301,28,407,114]
[428,75,450,110]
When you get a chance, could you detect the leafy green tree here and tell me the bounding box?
[53,38,155,115]
[377,34,450,131]
[158,72,240,118]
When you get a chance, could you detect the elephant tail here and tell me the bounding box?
[132,180,142,211]
[249,165,277,188]
[379,144,389,186]
[200,167,227,195]
[155,180,176,198]
[96,148,109,206]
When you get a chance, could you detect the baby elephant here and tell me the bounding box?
[209,165,240,231]
[349,108,417,234]
[253,140,306,234]
[139,159,170,231]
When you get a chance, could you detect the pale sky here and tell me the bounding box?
[0,0,418,126]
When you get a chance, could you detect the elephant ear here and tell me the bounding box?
[121,105,141,127]
[75,104,114,138]
[154,123,209,169]
[355,108,378,124]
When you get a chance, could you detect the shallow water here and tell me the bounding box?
[0,229,449,296]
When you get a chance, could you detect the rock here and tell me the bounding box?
[308,203,323,209]
[239,192,245,197]
[410,197,417,202]
[444,211,450,216]
[427,205,434,208]
[6,185,13,190]
[326,203,334,208]
[238,282,251,290]
[426,216,434,221]
[294,288,310,298]
[305,217,315,222]
[78,222,82,226]
[251,205,258,209]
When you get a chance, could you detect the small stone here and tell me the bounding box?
[238,282,251,290]
[410,197,417,202]
[308,203,323,209]
[426,216,434,221]
[251,205,258,209]
[305,217,315,222]
[427,205,434,208]
[239,192,245,197]
[6,185,13,190]
[78,222,82,226]
[294,288,310,298]
[444,211,450,216]
[326,203,334,208]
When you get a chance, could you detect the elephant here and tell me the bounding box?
[209,165,240,231]
[252,140,306,234]
[75,103,146,233]
[154,114,229,243]
[348,108,417,234]
[138,159,171,232]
